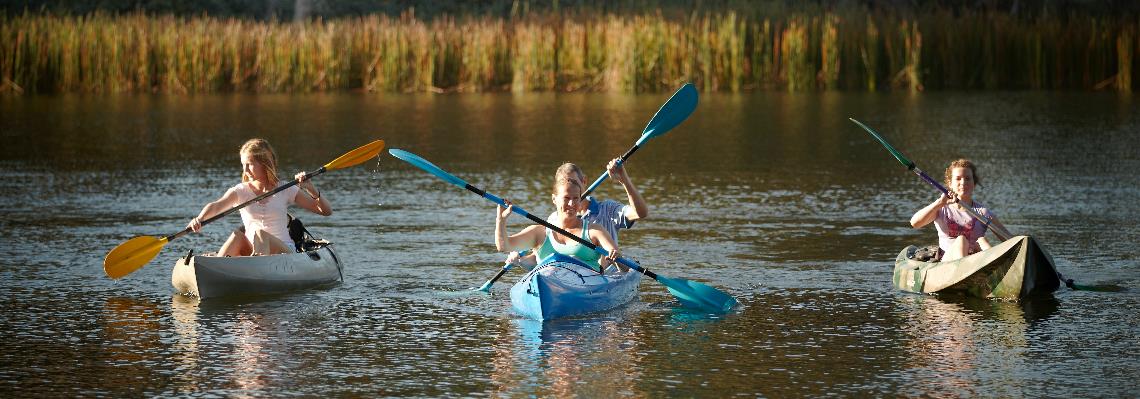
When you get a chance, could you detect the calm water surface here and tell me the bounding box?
[1,92,1138,397]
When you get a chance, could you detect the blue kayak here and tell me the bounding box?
[510,253,643,320]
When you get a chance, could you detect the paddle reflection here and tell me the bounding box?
[100,296,164,386]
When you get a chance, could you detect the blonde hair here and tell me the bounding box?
[240,138,279,187]
[555,162,585,184]
[944,158,981,187]
[552,176,583,195]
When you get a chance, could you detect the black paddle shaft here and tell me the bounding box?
[165,166,327,242]
[581,144,642,199]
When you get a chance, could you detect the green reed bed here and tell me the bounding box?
[0,10,1135,93]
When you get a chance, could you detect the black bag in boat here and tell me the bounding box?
[287,215,315,252]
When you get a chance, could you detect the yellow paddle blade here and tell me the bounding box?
[324,139,385,171]
[104,236,168,279]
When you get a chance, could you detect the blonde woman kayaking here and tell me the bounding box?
[504,159,647,269]
[186,138,331,256]
[495,177,622,273]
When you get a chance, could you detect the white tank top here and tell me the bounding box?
[229,182,298,249]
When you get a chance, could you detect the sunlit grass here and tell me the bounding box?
[0,10,1135,93]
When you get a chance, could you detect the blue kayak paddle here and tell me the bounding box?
[475,84,698,292]
[849,118,1116,292]
[473,249,529,293]
[390,148,738,312]
[582,83,698,197]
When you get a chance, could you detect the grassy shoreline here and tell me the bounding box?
[1,10,1135,94]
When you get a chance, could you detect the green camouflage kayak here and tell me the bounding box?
[893,236,1061,299]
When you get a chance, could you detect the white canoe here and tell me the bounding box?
[510,253,642,320]
[172,243,342,299]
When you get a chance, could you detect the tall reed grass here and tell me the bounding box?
[1,10,1135,93]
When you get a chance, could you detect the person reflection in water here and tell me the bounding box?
[186,138,332,256]
[909,159,1007,261]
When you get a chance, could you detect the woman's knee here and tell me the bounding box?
[252,230,290,254]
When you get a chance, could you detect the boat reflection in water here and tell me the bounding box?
[489,310,645,397]
[169,295,203,393]
[167,294,302,395]
[896,294,1060,397]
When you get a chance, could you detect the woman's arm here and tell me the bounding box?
[505,251,539,268]
[187,188,241,232]
[294,171,332,216]
[979,215,1005,248]
[495,204,543,252]
[910,194,953,228]
[609,158,648,221]
[590,226,623,271]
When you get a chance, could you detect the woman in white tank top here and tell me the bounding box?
[185,138,333,256]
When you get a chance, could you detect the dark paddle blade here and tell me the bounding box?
[849,118,916,170]
[642,83,698,141]
[1070,283,1127,292]
[474,249,528,293]
[104,236,168,279]
[474,264,511,293]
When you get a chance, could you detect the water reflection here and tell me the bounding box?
[231,312,271,393]
[169,295,201,393]
[99,297,165,389]
[1,91,1137,396]
[100,294,164,362]
[897,294,1059,397]
[495,315,644,397]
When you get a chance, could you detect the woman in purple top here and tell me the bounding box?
[909,159,1008,262]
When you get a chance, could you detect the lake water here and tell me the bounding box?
[1,91,1138,396]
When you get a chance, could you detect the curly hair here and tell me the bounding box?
[943,158,981,188]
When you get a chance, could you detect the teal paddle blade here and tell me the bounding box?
[389,148,469,188]
[657,274,738,312]
[642,83,698,141]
